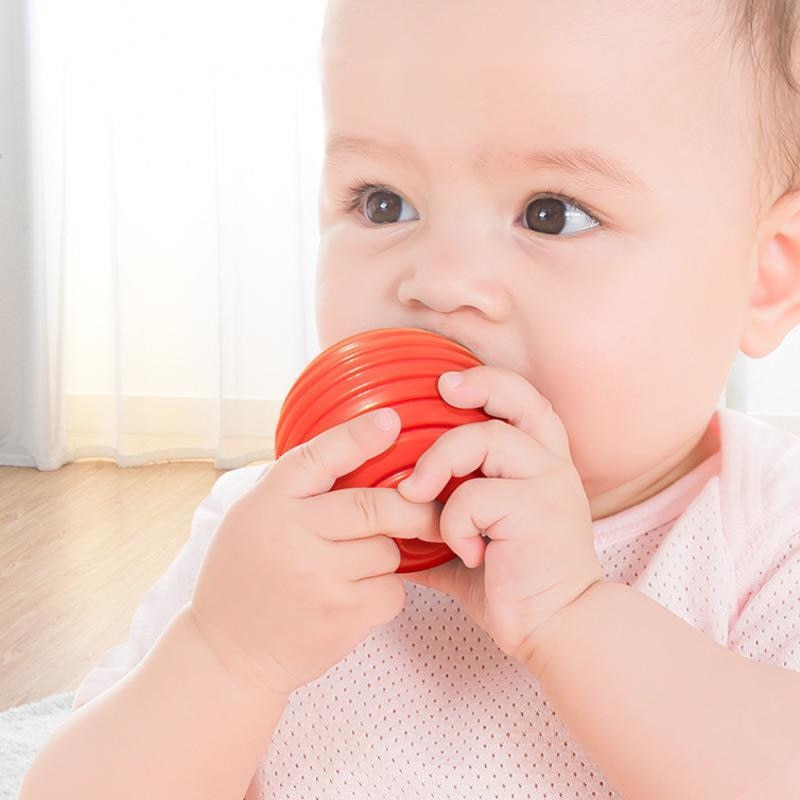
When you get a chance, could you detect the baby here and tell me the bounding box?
[22,1,800,798]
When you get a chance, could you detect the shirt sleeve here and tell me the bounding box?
[71,463,271,710]
[728,528,800,672]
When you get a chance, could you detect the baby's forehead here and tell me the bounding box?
[322,1,749,186]
[323,0,730,78]
[323,1,739,124]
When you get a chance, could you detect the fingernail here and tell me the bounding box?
[374,408,397,430]
[442,371,463,388]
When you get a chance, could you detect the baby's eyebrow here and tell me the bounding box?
[326,133,650,194]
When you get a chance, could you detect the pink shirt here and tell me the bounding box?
[73,406,800,799]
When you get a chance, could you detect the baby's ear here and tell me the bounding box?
[740,189,800,358]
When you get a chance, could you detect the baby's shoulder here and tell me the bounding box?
[719,408,800,523]
[719,410,800,584]
[752,423,800,533]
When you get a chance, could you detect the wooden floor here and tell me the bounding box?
[0,459,269,711]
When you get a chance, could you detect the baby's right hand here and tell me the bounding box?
[188,407,443,697]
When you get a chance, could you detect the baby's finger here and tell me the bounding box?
[438,366,572,460]
[437,477,522,567]
[397,419,546,504]
[268,407,400,499]
[308,486,444,543]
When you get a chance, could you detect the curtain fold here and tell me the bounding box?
[2,0,799,471]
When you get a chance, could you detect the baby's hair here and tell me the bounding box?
[726,0,800,205]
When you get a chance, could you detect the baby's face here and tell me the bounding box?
[315,0,760,518]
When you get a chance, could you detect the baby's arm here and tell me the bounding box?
[20,603,288,800]
[525,580,800,800]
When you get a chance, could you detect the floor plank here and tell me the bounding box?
[0,459,269,710]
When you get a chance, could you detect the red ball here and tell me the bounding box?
[274,327,492,572]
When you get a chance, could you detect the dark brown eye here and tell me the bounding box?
[363,189,418,224]
[523,196,598,236]
[347,182,599,234]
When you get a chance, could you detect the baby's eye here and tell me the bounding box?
[345,182,420,225]
[522,195,600,236]
[340,181,600,236]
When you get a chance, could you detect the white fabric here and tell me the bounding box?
[72,407,800,798]
[0,691,75,800]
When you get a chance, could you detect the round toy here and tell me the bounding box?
[273,327,493,572]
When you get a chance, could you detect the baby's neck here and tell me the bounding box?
[588,416,721,522]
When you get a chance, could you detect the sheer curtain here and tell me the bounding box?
[3,0,327,470]
[2,1,799,472]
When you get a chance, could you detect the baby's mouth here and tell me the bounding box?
[413,325,486,363]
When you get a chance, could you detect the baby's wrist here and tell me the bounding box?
[521,572,607,681]
[177,605,291,707]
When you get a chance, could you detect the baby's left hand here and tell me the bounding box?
[400,365,605,671]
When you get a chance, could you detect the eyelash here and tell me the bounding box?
[337,179,605,233]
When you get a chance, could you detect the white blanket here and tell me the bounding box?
[0,691,74,799]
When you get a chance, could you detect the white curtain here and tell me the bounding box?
[2,0,799,472]
[2,0,327,470]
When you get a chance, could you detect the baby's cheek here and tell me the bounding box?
[525,306,673,494]
[315,236,389,350]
